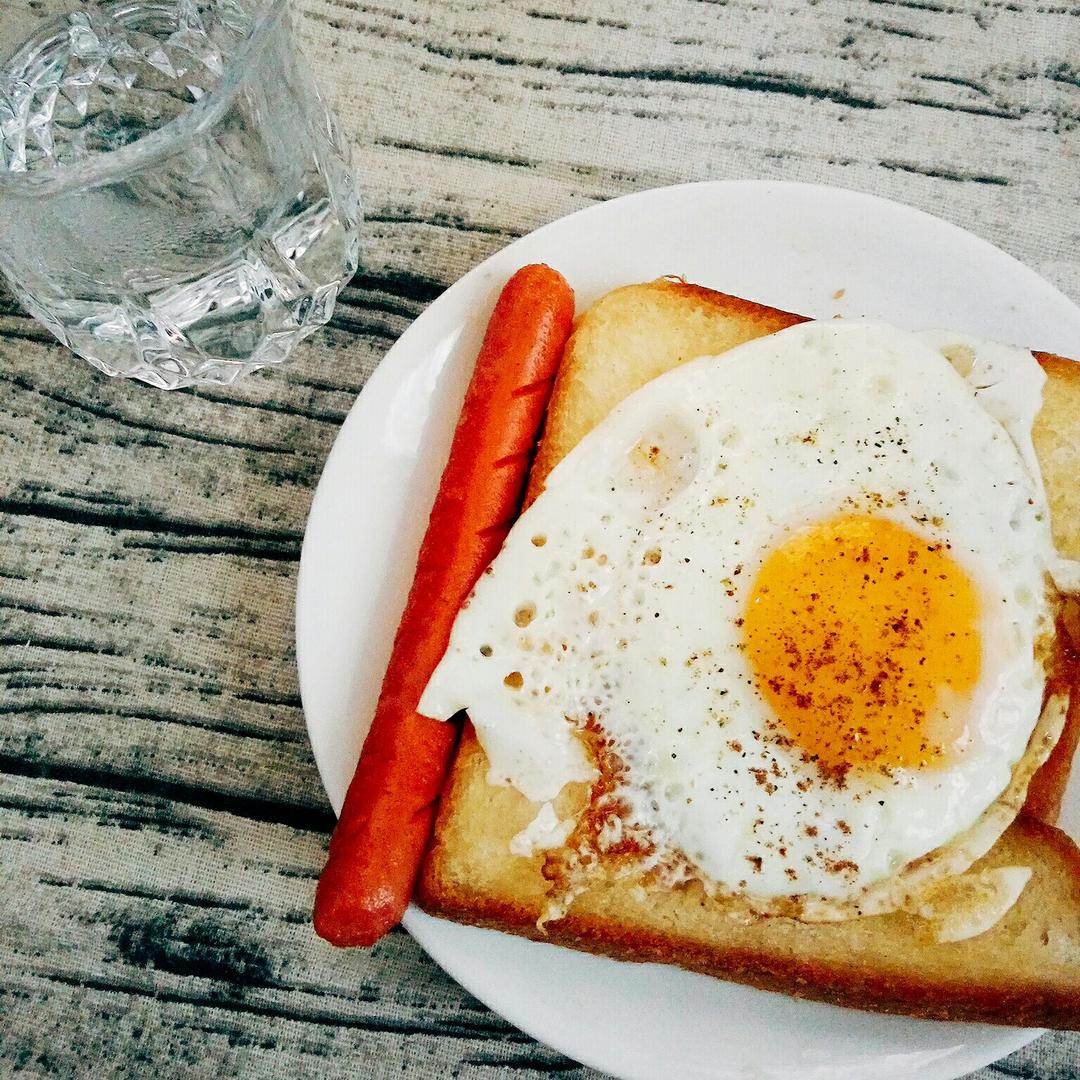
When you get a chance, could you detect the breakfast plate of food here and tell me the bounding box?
[296,180,1080,1080]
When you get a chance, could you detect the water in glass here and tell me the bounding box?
[0,1,360,387]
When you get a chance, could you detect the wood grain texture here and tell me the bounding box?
[1,0,1078,1077]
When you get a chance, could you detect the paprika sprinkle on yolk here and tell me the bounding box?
[743,514,981,775]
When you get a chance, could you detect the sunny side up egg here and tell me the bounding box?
[419,320,1064,918]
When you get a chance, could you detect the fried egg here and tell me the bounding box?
[420,320,1066,920]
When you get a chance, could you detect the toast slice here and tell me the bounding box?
[418,280,1080,1028]
[425,728,1080,1028]
[528,280,1080,566]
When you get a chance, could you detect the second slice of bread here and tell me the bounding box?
[419,279,1080,1029]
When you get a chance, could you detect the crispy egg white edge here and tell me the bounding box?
[420,318,1072,922]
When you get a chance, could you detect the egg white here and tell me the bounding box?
[420,320,1061,908]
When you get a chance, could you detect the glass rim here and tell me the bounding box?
[0,0,290,197]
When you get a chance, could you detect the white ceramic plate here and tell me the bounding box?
[296,180,1080,1080]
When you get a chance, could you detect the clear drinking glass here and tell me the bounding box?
[0,1,361,388]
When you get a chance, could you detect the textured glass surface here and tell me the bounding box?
[0,1,360,387]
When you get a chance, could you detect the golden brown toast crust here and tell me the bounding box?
[1027,639,1080,825]
[419,280,1080,1029]
[529,282,1080,566]
[420,729,1080,1029]
[526,279,806,506]
[1033,351,1080,562]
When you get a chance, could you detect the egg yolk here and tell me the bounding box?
[743,514,981,775]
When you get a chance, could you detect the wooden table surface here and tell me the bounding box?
[2,1,1079,1077]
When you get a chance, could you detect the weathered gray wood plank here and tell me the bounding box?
[0,774,595,1079]
[297,0,1080,296]
[1,0,1078,1076]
